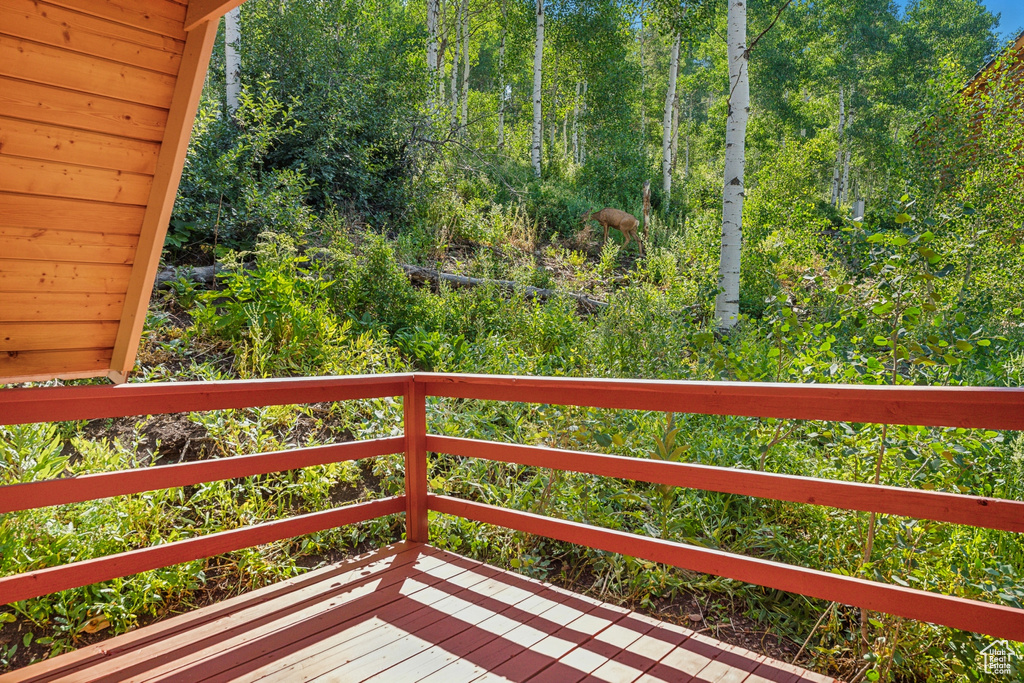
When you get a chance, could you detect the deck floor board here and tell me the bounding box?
[2,543,840,683]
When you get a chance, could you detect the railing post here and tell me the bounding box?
[404,375,429,543]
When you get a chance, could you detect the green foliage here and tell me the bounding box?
[9,1,1024,679]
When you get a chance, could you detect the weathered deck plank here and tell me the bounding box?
[2,544,841,683]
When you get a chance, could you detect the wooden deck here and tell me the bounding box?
[4,543,838,683]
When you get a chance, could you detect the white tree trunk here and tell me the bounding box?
[497,3,506,150]
[562,111,568,154]
[830,85,846,206]
[714,0,749,329]
[662,34,680,198]
[800,88,808,137]
[842,149,851,204]
[670,92,680,173]
[549,51,559,151]
[684,93,691,178]
[426,0,440,73]
[639,21,647,161]
[572,81,580,163]
[451,2,461,128]
[460,0,470,131]
[225,7,241,116]
[531,0,544,177]
[580,80,587,164]
[684,131,690,178]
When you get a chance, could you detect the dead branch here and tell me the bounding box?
[401,264,607,311]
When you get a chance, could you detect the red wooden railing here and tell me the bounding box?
[1,373,1022,642]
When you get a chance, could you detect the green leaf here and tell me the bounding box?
[894,213,912,224]
[977,339,991,347]
[866,233,885,243]
[955,340,973,352]
[873,335,891,346]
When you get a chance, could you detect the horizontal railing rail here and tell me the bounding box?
[428,495,1023,640]
[425,435,1024,533]
[0,375,411,607]
[1,372,1022,644]
[0,374,409,426]
[418,372,1024,429]
[0,438,404,515]
[413,373,1024,642]
[0,497,405,606]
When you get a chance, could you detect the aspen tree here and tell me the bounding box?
[662,34,681,199]
[225,7,241,116]
[714,0,749,328]
[531,0,545,177]
[497,0,506,149]
[460,0,470,131]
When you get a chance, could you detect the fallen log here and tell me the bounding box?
[401,264,607,311]
[155,262,607,312]
[155,265,221,287]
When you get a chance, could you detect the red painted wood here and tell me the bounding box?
[0,496,405,605]
[426,436,1024,533]
[405,378,429,543]
[0,544,417,683]
[0,437,404,514]
[416,373,1024,430]
[0,374,409,426]
[428,495,1024,642]
[104,548,449,683]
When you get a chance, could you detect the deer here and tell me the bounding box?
[580,208,643,255]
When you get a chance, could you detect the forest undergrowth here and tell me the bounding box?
[3,180,1023,680]
[4,1,1024,678]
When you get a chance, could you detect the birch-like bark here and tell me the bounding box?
[549,50,559,150]
[670,92,679,174]
[562,111,568,154]
[426,0,440,73]
[714,0,748,329]
[684,93,691,178]
[841,149,851,204]
[580,80,587,164]
[436,2,446,104]
[662,34,681,198]
[841,92,854,203]
[451,2,461,128]
[830,85,846,206]
[497,1,506,150]
[460,0,470,131]
[572,81,580,163]
[800,88,808,137]
[531,0,544,177]
[225,7,241,116]
[639,21,647,160]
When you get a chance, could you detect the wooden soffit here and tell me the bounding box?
[0,0,242,385]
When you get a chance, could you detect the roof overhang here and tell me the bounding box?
[0,0,245,384]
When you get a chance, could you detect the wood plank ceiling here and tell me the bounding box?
[0,0,231,384]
